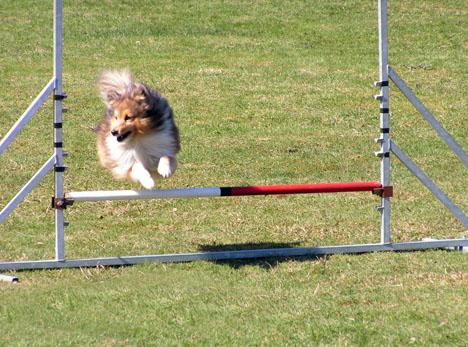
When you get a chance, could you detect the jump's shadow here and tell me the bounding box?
[198,242,325,269]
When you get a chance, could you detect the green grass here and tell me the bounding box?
[0,0,467,345]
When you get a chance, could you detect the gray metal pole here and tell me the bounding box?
[377,0,391,243]
[54,0,65,261]
[0,78,55,155]
[1,238,468,271]
[388,67,468,167]
[391,141,468,227]
[0,155,55,223]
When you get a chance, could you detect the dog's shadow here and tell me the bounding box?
[197,242,325,270]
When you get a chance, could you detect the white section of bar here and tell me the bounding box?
[388,67,468,167]
[66,187,222,202]
[1,239,467,271]
[54,0,65,261]
[378,0,391,243]
[0,78,55,155]
[0,155,55,223]
[391,141,468,227]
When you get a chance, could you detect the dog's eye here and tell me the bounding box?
[124,115,131,121]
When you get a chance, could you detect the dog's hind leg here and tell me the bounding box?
[131,161,155,189]
[157,156,177,178]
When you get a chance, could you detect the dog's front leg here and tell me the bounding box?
[157,156,177,178]
[131,161,155,189]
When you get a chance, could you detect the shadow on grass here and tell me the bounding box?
[198,242,325,269]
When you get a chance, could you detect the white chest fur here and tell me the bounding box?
[105,132,176,178]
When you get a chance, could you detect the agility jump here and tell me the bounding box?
[0,0,467,271]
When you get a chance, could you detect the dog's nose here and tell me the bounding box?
[111,129,118,136]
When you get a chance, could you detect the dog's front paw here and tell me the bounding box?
[157,164,173,178]
[157,156,175,178]
[131,162,155,189]
[139,176,155,189]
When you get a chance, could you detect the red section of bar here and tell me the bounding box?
[229,182,382,196]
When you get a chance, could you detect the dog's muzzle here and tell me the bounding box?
[111,130,131,142]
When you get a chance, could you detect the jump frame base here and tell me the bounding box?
[1,238,467,271]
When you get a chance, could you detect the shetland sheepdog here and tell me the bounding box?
[95,70,180,189]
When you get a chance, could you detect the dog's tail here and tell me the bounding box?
[97,69,135,105]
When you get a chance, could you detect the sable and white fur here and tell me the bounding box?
[96,70,180,189]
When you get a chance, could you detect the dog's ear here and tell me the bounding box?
[100,89,121,107]
[97,70,134,107]
[131,84,150,107]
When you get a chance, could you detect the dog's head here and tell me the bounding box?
[98,70,153,142]
[108,90,151,142]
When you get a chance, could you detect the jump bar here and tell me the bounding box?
[66,182,382,202]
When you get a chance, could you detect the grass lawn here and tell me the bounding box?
[0,0,467,345]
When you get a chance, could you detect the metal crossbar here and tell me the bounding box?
[65,182,382,203]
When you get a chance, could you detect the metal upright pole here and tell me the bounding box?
[377,0,391,243]
[54,0,65,261]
